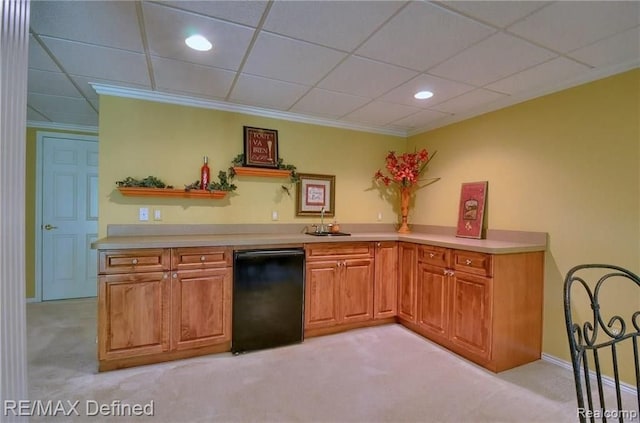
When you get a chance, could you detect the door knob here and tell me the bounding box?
[43,224,58,230]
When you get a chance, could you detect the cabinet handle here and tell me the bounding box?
[172,273,178,278]
[443,269,449,276]
[163,273,169,279]
[200,255,206,262]
[377,242,381,247]
[465,259,472,265]
[429,253,435,258]
[132,259,138,265]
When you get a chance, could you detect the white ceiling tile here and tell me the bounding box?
[71,75,152,101]
[318,56,417,98]
[263,1,403,51]
[40,37,150,86]
[230,74,309,110]
[28,69,81,98]
[486,57,590,95]
[27,107,49,122]
[441,1,550,28]
[389,109,451,130]
[343,101,420,126]
[431,89,506,114]
[28,36,59,72]
[28,93,97,118]
[44,112,99,127]
[290,88,371,118]
[159,1,268,27]
[243,33,347,85]
[379,74,475,108]
[143,2,254,71]
[30,1,143,52]
[429,33,557,86]
[508,1,640,53]
[569,26,640,68]
[356,1,495,71]
[152,57,236,99]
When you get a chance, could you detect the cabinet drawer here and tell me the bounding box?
[99,249,170,274]
[305,242,373,261]
[171,247,232,270]
[417,245,450,267]
[453,250,493,277]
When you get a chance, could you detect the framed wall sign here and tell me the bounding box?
[296,173,335,217]
[456,181,488,239]
[243,126,279,168]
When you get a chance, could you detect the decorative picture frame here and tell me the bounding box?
[243,126,279,168]
[456,181,488,239]
[296,173,335,217]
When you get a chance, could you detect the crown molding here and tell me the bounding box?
[90,83,407,138]
[26,120,98,134]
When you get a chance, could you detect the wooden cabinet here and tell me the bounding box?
[374,241,397,319]
[397,242,417,323]
[405,245,544,372]
[304,242,375,335]
[98,247,232,371]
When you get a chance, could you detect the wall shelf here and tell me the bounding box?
[232,167,291,178]
[117,187,228,199]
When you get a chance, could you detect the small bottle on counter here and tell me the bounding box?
[200,156,210,190]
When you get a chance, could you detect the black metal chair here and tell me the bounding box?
[564,264,640,422]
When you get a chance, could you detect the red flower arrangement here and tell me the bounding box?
[374,149,436,188]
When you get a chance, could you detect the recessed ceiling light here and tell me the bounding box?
[185,34,212,52]
[414,90,434,100]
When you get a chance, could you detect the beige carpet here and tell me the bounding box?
[26,298,635,423]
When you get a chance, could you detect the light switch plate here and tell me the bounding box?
[139,207,149,221]
[154,209,162,221]
[271,210,278,221]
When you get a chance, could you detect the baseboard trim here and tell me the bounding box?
[542,353,637,395]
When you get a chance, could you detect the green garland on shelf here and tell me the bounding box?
[116,176,173,189]
[229,153,299,196]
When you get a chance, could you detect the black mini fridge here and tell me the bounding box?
[232,248,305,354]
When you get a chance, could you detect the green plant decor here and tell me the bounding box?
[116,176,173,189]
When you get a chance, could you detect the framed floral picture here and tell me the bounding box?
[296,173,335,217]
[456,181,488,239]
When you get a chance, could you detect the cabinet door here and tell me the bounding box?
[374,242,398,319]
[305,260,341,329]
[417,263,449,341]
[449,272,492,360]
[341,258,374,324]
[171,268,231,351]
[98,272,170,360]
[397,243,417,322]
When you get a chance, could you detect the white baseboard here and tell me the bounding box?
[542,353,637,396]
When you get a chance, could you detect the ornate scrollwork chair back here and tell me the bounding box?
[564,264,640,422]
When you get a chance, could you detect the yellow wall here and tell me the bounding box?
[25,127,97,298]
[408,68,640,383]
[98,96,405,237]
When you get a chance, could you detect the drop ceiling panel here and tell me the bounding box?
[356,1,496,71]
[143,2,255,71]
[508,1,640,53]
[431,89,506,115]
[28,36,60,72]
[159,0,268,27]
[486,57,589,95]
[290,88,370,118]
[71,75,152,101]
[30,1,143,52]
[243,32,347,85]
[263,1,404,51]
[379,74,475,108]
[230,74,309,110]
[429,33,557,86]
[152,57,235,99]
[390,109,451,130]
[27,108,48,121]
[28,93,97,119]
[40,37,150,86]
[441,1,551,28]
[318,56,417,98]
[569,26,640,68]
[344,101,420,126]
[27,69,81,98]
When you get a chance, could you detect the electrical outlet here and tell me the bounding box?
[271,210,279,221]
[154,209,162,221]
[377,211,383,221]
[139,207,149,221]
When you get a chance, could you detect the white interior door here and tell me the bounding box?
[41,134,98,300]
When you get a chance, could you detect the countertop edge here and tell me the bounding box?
[91,232,546,255]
